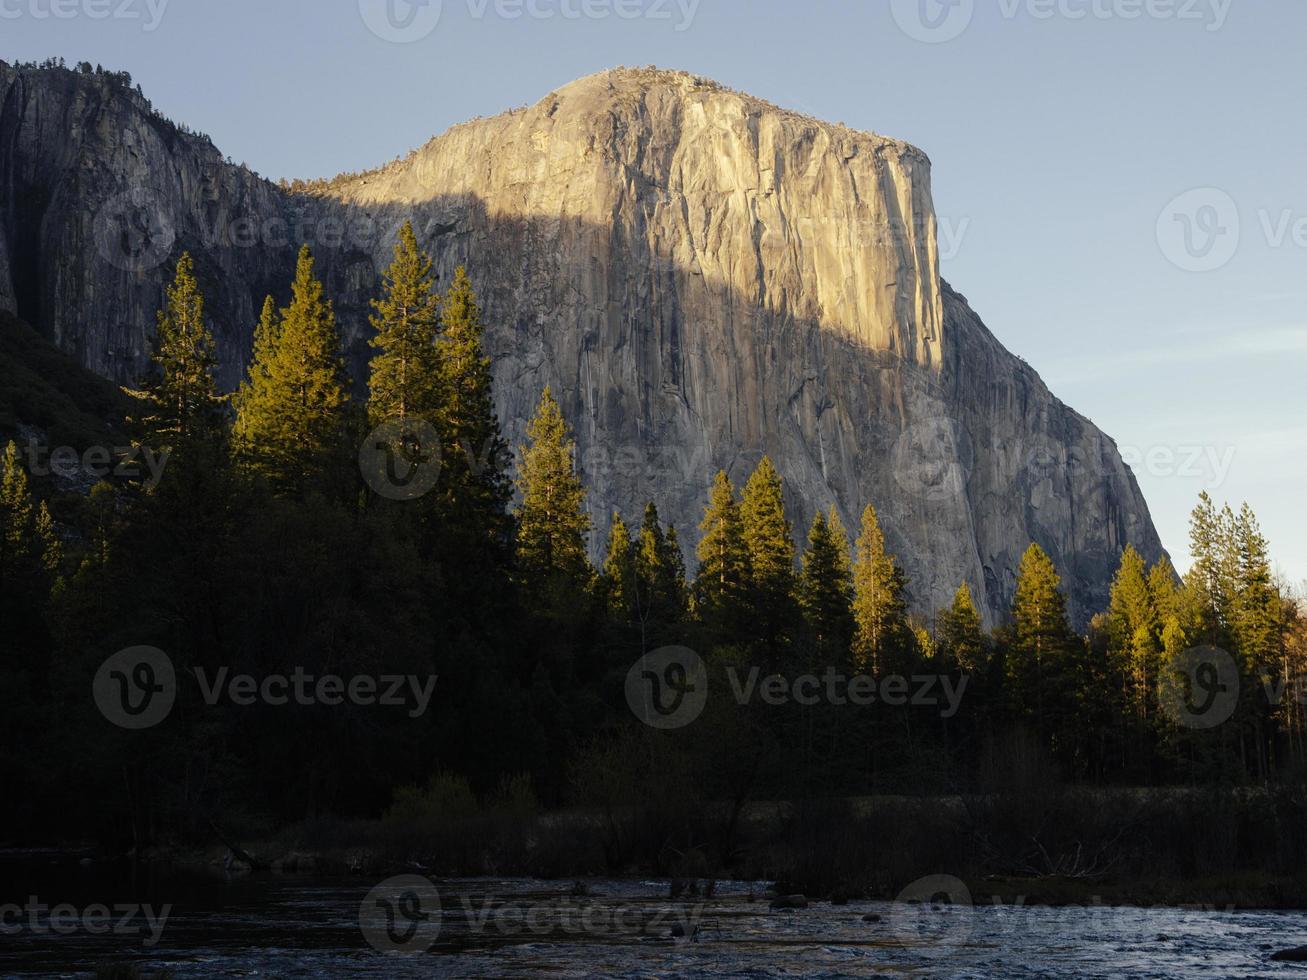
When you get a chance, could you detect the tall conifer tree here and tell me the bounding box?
[799,510,854,662]
[740,457,798,648]
[438,266,511,536]
[0,441,35,577]
[1107,545,1160,715]
[635,502,687,625]
[367,221,442,426]
[232,245,350,492]
[693,471,751,634]
[851,503,907,674]
[142,252,222,451]
[1007,543,1076,734]
[939,582,986,673]
[515,387,591,595]
[601,513,636,619]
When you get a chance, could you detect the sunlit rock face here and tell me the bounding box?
[0,63,1163,624]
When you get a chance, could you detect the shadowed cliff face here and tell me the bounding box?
[0,62,1164,625]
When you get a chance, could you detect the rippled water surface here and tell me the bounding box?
[4,874,1307,978]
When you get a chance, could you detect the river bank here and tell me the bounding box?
[15,785,1306,912]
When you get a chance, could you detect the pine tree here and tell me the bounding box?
[851,503,907,675]
[663,525,688,609]
[250,295,279,378]
[0,440,35,578]
[740,457,799,649]
[635,502,687,625]
[1007,543,1075,733]
[437,266,511,536]
[1107,545,1160,716]
[1231,503,1283,778]
[939,582,986,673]
[142,252,223,450]
[1187,492,1239,642]
[799,510,854,661]
[601,513,636,619]
[35,502,61,578]
[1231,502,1281,675]
[232,244,351,492]
[0,442,48,677]
[515,387,592,596]
[693,470,751,634]
[367,221,442,427]
[1147,556,1180,632]
[741,459,794,585]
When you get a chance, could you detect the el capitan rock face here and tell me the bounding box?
[0,62,1164,624]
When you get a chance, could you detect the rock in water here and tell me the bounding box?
[0,63,1164,622]
[770,895,809,911]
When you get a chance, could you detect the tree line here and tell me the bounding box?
[0,223,1302,850]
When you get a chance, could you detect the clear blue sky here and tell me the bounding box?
[8,0,1305,584]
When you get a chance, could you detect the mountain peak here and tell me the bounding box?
[539,65,921,158]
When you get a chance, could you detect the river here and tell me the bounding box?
[2,870,1306,977]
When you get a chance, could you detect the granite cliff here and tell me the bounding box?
[0,62,1164,623]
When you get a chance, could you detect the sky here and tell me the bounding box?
[6,0,1305,584]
